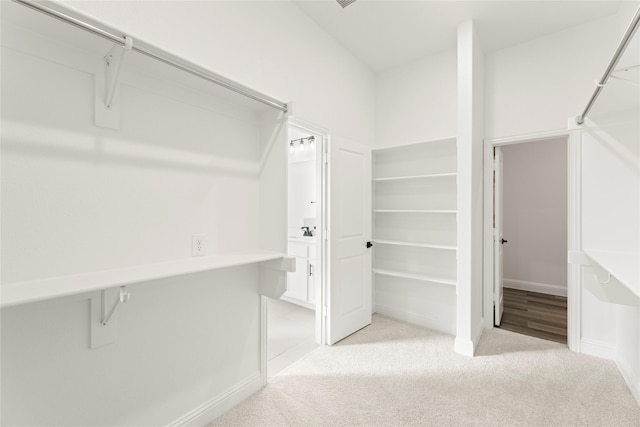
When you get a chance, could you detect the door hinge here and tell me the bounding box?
[323,152,328,165]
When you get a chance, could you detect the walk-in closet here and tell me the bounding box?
[2,0,639,425]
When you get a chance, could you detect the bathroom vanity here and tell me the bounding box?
[283,237,317,309]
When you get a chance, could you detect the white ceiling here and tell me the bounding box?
[293,0,622,72]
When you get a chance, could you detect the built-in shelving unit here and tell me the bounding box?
[372,240,456,250]
[373,209,457,213]
[372,137,458,334]
[372,172,457,182]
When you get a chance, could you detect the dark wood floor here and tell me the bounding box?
[497,288,567,344]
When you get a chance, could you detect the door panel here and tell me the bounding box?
[327,136,372,344]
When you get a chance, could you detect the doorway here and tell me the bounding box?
[485,130,579,349]
[267,122,324,377]
[266,118,373,376]
[495,139,568,344]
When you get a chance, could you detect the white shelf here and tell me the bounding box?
[373,209,457,214]
[374,136,456,152]
[584,250,639,297]
[1,250,287,308]
[373,172,457,182]
[373,268,456,286]
[373,240,456,250]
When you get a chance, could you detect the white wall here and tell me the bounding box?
[375,49,457,148]
[1,47,261,283]
[0,6,286,424]
[575,5,639,404]
[485,13,621,139]
[502,139,568,296]
[2,266,262,426]
[1,1,379,423]
[581,107,639,399]
[58,0,376,147]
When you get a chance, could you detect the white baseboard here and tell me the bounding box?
[580,338,615,360]
[374,303,455,336]
[167,372,263,427]
[454,320,484,357]
[616,358,640,407]
[504,278,567,297]
[454,337,475,357]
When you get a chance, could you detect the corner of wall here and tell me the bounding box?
[579,338,616,360]
[616,358,640,407]
[167,373,264,427]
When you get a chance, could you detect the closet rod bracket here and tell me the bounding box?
[104,36,133,110]
[101,286,131,327]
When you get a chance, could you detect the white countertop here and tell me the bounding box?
[288,236,317,244]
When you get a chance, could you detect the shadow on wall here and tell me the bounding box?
[2,120,260,179]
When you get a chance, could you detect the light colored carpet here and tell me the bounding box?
[209,315,640,426]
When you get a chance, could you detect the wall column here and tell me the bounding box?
[456,20,485,356]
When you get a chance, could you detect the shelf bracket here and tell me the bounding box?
[104,36,133,110]
[259,257,296,299]
[101,286,131,327]
[568,251,638,306]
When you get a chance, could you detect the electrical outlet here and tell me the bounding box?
[192,234,206,257]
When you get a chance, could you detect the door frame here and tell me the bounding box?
[493,146,504,327]
[286,116,330,345]
[482,127,581,352]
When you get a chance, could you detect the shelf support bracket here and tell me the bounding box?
[259,257,296,299]
[104,36,133,110]
[568,251,638,306]
[101,286,131,327]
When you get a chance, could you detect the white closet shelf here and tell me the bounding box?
[373,268,456,286]
[373,209,457,214]
[373,240,456,250]
[374,136,457,152]
[373,172,457,182]
[1,250,288,308]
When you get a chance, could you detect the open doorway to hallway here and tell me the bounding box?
[494,137,568,344]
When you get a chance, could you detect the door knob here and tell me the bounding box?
[366,241,373,248]
[501,238,508,244]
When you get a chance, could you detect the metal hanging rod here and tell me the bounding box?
[13,0,288,113]
[576,5,640,125]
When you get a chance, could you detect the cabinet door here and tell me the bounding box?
[285,257,308,301]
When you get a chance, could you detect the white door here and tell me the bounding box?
[326,136,372,345]
[494,147,505,326]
